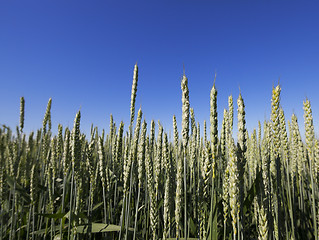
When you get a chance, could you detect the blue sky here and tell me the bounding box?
[1,0,319,138]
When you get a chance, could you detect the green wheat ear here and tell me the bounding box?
[228,137,239,240]
[137,120,147,188]
[271,85,281,160]
[210,78,218,172]
[130,63,138,130]
[71,110,81,176]
[181,74,190,149]
[43,98,52,134]
[228,95,233,134]
[19,97,25,133]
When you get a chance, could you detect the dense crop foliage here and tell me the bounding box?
[0,64,318,239]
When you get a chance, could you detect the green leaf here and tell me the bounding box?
[37,212,67,219]
[189,217,197,236]
[156,198,164,211]
[32,228,47,235]
[6,175,31,204]
[92,202,103,211]
[75,223,134,233]
[243,169,261,216]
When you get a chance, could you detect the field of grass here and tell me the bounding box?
[0,64,318,239]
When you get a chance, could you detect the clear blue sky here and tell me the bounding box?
[1,0,319,138]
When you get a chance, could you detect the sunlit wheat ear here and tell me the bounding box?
[109,114,114,140]
[19,97,25,133]
[56,124,63,162]
[115,121,124,175]
[271,85,281,160]
[122,135,130,185]
[290,114,298,178]
[228,138,239,240]
[137,120,147,188]
[145,140,157,239]
[261,122,271,199]
[197,121,201,150]
[279,108,289,163]
[50,138,57,180]
[173,115,179,151]
[47,152,54,212]
[228,95,233,134]
[303,99,315,171]
[111,133,117,171]
[131,108,142,167]
[154,121,163,197]
[181,74,190,149]
[175,146,183,238]
[123,147,131,194]
[98,136,106,188]
[220,109,227,160]
[248,129,258,180]
[210,79,218,169]
[72,111,81,178]
[203,119,207,145]
[30,162,38,205]
[25,132,34,186]
[43,98,52,134]
[190,119,197,174]
[190,107,196,135]
[62,128,71,177]
[87,139,95,208]
[237,93,247,154]
[202,144,211,199]
[27,131,34,153]
[130,63,138,128]
[150,120,155,153]
[258,120,262,147]
[258,203,269,240]
[291,114,305,179]
[223,163,230,229]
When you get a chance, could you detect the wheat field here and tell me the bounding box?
[0,64,318,240]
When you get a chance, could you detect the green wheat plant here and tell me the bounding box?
[0,64,318,240]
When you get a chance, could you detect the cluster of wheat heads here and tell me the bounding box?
[0,64,319,240]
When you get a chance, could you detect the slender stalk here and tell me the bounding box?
[10,182,16,240]
[133,185,141,240]
[125,160,134,239]
[184,153,187,239]
[60,176,66,239]
[26,205,32,239]
[68,166,74,240]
